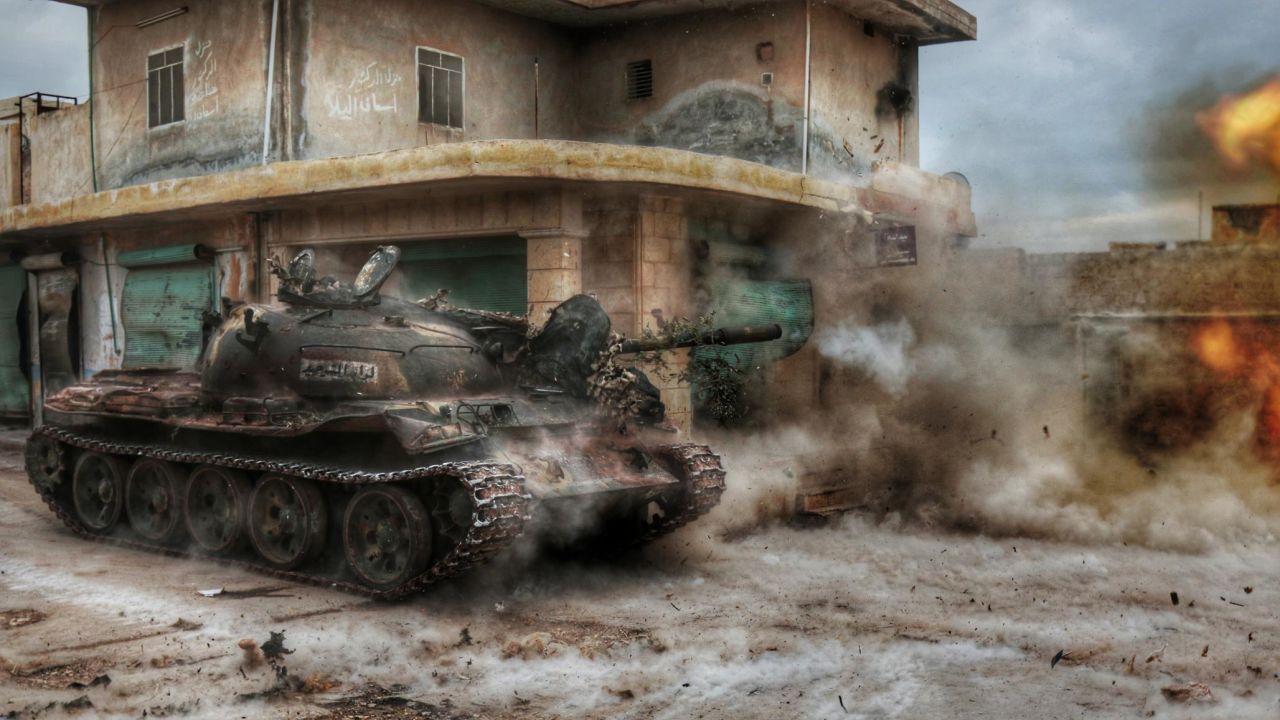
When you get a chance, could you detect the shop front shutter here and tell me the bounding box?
[693,279,814,371]
[397,237,527,316]
[118,245,213,369]
[0,263,29,415]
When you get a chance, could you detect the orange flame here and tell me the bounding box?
[1193,319,1243,373]
[1191,320,1280,450]
[1196,77,1280,174]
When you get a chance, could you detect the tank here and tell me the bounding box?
[23,245,781,598]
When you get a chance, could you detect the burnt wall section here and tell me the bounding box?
[633,85,805,173]
[577,1,916,185]
[91,0,271,190]
[578,3,808,174]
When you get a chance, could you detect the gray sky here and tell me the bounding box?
[2,0,1278,253]
[920,0,1280,252]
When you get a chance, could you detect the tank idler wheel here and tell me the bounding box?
[344,485,432,590]
[125,459,189,544]
[25,434,68,492]
[71,452,126,533]
[249,475,327,570]
[185,465,253,554]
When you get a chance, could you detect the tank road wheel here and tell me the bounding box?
[343,486,432,590]
[428,480,473,548]
[184,465,253,554]
[25,434,68,492]
[125,459,188,544]
[71,453,126,533]
[248,475,327,570]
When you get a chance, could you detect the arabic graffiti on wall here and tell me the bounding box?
[187,39,219,120]
[325,62,402,120]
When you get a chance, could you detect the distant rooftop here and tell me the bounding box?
[51,0,975,43]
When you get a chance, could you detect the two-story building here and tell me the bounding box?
[0,0,976,510]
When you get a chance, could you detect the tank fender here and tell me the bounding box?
[383,407,483,455]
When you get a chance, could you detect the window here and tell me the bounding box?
[147,46,185,128]
[417,48,464,129]
[626,59,653,100]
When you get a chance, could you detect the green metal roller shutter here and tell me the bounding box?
[694,279,814,371]
[0,264,29,415]
[119,246,213,369]
[398,237,527,316]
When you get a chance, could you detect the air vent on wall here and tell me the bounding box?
[626,60,653,100]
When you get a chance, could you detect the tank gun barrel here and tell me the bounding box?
[616,323,782,354]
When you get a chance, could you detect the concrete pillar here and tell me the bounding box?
[635,194,693,432]
[525,232,584,323]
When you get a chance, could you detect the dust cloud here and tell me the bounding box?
[695,206,1280,553]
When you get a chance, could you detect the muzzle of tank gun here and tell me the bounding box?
[616,324,783,354]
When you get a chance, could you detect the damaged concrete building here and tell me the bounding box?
[0,0,977,510]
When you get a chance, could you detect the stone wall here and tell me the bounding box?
[299,0,578,161]
[0,124,18,208]
[29,104,92,205]
[91,0,271,189]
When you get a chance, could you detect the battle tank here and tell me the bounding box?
[23,245,780,598]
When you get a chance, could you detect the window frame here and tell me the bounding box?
[146,43,186,130]
[415,45,466,130]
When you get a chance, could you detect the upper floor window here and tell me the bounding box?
[147,47,185,128]
[417,48,463,129]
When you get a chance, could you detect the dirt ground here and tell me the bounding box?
[1,438,1278,720]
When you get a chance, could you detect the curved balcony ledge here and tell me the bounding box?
[1,140,974,238]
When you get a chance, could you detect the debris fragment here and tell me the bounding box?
[197,588,224,598]
[1170,591,1179,606]
[1201,645,1209,657]
[839,694,848,712]
[62,695,93,711]
[1051,650,1068,668]
[1243,586,1254,594]
[1161,682,1214,704]
[0,609,46,629]
[68,674,111,690]
[170,618,202,631]
[501,632,561,659]
[606,686,635,700]
[456,627,473,647]
[238,638,264,669]
[261,631,294,659]
[301,672,342,693]
[321,684,447,717]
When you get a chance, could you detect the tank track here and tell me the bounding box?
[636,443,727,544]
[25,425,530,600]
